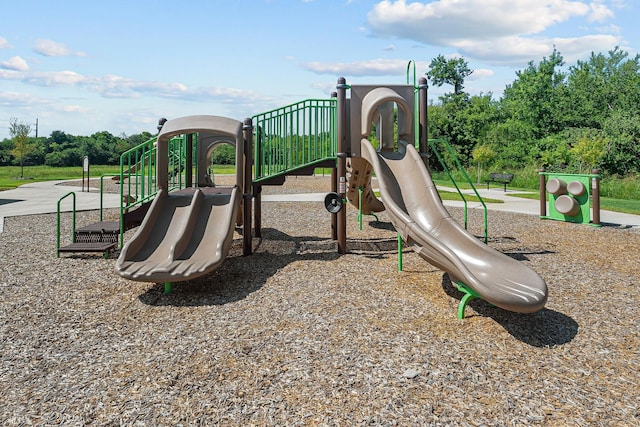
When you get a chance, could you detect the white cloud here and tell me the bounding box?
[1,56,29,72]
[0,63,275,110]
[0,91,51,108]
[303,58,430,76]
[0,37,11,49]
[0,69,25,80]
[588,1,615,22]
[367,0,618,64]
[33,39,86,57]
[467,68,494,81]
[454,33,621,65]
[368,0,595,41]
[24,70,87,86]
[58,104,90,113]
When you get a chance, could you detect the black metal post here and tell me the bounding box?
[242,118,253,256]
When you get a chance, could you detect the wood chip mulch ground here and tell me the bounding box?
[1,176,638,426]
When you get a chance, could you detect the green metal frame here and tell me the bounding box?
[117,134,190,245]
[99,174,119,222]
[356,186,379,230]
[427,138,488,243]
[56,191,76,258]
[454,282,482,319]
[406,60,421,152]
[252,98,337,183]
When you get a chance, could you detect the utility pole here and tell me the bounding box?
[34,118,38,137]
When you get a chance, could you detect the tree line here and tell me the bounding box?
[0,128,154,169]
[3,47,639,179]
[426,47,640,178]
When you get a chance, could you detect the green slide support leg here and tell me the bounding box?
[397,234,403,272]
[164,282,172,294]
[455,282,480,319]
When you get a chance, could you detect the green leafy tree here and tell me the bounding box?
[472,144,496,183]
[534,133,572,171]
[566,47,640,129]
[426,54,473,96]
[429,93,499,166]
[210,144,235,165]
[570,133,607,174]
[600,110,640,175]
[9,117,35,178]
[485,119,536,169]
[501,49,567,138]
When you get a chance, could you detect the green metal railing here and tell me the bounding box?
[117,134,191,244]
[252,98,337,183]
[406,60,420,145]
[99,174,118,222]
[428,138,488,243]
[56,191,76,258]
[118,134,191,211]
[405,61,488,242]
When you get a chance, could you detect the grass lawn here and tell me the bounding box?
[0,165,121,190]
[0,165,236,190]
[438,190,504,204]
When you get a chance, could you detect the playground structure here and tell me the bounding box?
[539,169,601,226]
[115,116,250,283]
[58,75,548,318]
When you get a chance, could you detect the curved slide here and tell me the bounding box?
[359,139,548,313]
[116,187,240,283]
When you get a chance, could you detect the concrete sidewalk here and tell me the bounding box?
[437,186,640,228]
[0,180,121,232]
[1,180,639,233]
[262,186,640,228]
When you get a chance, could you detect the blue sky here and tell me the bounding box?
[0,0,637,138]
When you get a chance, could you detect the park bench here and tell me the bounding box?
[485,172,514,191]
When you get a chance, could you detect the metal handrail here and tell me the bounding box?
[428,138,488,243]
[99,174,119,222]
[252,98,337,182]
[406,60,420,148]
[117,134,189,246]
[56,191,76,257]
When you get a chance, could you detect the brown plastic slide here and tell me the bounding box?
[116,187,239,283]
[116,115,244,283]
[359,139,548,313]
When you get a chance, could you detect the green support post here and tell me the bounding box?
[358,187,363,230]
[455,282,481,319]
[397,234,403,272]
[164,282,172,294]
[56,191,76,258]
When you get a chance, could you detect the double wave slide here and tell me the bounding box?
[115,187,240,283]
[116,115,243,284]
[359,139,548,316]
